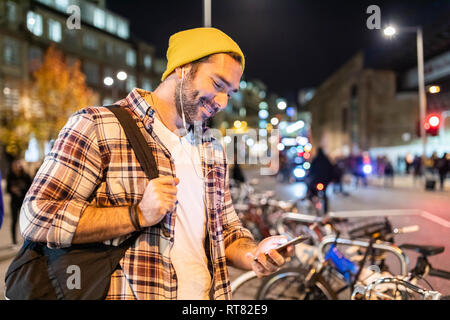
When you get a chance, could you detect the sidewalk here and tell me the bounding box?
[366,174,450,193]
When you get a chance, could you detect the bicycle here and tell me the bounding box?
[255,219,416,300]
[351,244,450,300]
[231,213,401,300]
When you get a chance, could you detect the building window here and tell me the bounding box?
[142,78,152,91]
[104,42,114,58]
[3,37,21,66]
[144,55,152,70]
[126,75,136,92]
[83,61,99,85]
[117,20,129,39]
[82,33,98,51]
[93,8,105,29]
[105,14,116,34]
[28,46,43,72]
[27,11,43,37]
[48,19,62,43]
[126,49,136,67]
[6,1,17,23]
[64,28,78,47]
[54,0,69,11]
[115,45,125,64]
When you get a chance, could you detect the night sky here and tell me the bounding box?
[106,0,450,104]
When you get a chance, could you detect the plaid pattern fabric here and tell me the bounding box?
[20,88,254,300]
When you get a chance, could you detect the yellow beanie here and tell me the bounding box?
[161,27,245,81]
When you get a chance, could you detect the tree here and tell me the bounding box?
[30,45,97,156]
[0,82,33,159]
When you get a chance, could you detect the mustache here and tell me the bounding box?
[199,97,219,114]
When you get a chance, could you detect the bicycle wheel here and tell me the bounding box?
[230,270,265,300]
[256,267,337,300]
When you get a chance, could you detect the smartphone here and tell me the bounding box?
[253,235,310,261]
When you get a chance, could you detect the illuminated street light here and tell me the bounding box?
[103,76,114,86]
[428,85,440,94]
[277,101,287,110]
[270,117,279,125]
[383,24,427,159]
[383,26,396,37]
[117,71,127,81]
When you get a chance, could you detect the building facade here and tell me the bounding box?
[0,0,165,109]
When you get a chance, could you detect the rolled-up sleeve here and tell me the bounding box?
[222,162,254,249]
[20,109,103,248]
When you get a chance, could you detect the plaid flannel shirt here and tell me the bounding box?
[20,88,254,300]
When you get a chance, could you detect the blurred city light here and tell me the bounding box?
[103,76,114,86]
[286,107,296,117]
[239,80,247,89]
[223,136,232,144]
[286,120,305,133]
[428,85,440,94]
[428,115,440,127]
[258,109,269,119]
[297,136,308,146]
[279,121,288,130]
[293,166,306,178]
[304,143,312,152]
[234,120,242,128]
[246,138,255,146]
[316,183,324,191]
[363,164,373,174]
[270,117,279,125]
[383,26,396,37]
[277,143,285,151]
[277,100,287,110]
[259,120,268,129]
[281,137,297,146]
[303,162,311,170]
[259,101,268,109]
[117,71,127,81]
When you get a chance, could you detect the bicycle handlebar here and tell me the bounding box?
[429,268,450,280]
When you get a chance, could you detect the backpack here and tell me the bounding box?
[5,105,158,300]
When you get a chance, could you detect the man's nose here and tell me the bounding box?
[214,93,228,110]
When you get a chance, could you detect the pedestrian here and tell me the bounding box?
[436,153,449,191]
[412,155,422,185]
[18,27,293,300]
[6,160,32,247]
[384,159,394,187]
[306,147,334,213]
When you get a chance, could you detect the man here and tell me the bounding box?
[306,148,334,213]
[20,27,293,300]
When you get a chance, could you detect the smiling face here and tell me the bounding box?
[174,53,243,125]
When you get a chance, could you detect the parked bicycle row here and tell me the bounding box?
[229,179,450,300]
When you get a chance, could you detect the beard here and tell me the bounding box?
[174,73,218,126]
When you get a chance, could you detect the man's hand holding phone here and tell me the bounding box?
[245,235,302,278]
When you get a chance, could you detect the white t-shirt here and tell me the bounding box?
[151,117,211,300]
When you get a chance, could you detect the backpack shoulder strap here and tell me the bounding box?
[106,105,159,180]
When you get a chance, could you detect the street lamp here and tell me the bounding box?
[383,25,427,160]
[103,71,128,101]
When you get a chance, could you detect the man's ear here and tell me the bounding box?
[175,65,192,80]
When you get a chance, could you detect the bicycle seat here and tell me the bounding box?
[399,244,445,256]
